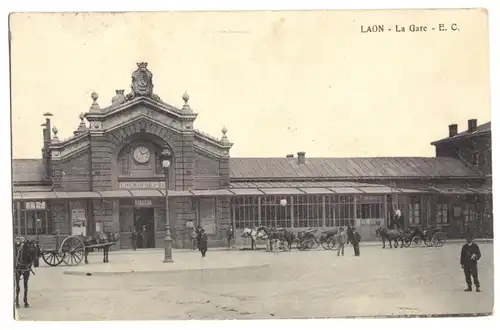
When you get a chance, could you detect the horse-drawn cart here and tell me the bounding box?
[402,225,447,248]
[40,234,117,267]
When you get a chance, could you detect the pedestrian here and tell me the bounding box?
[352,228,361,256]
[460,235,482,292]
[336,227,347,256]
[198,228,208,257]
[191,227,198,250]
[346,225,354,245]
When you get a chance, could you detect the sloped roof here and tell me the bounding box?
[12,159,46,182]
[12,156,483,184]
[431,121,491,145]
[229,157,482,180]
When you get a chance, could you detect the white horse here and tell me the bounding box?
[241,227,267,250]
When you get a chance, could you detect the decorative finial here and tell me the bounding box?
[181,91,193,113]
[182,91,189,104]
[51,126,60,143]
[74,112,88,136]
[79,112,85,121]
[220,126,230,146]
[89,92,100,112]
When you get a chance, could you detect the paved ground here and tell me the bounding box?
[16,242,493,321]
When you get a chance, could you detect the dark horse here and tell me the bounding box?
[82,232,119,264]
[14,238,40,308]
[375,227,405,249]
[257,226,295,251]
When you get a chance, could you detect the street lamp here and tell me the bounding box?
[161,147,174,263]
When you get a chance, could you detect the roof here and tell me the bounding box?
[12,156,482,184]
[431,121,491,145]
[229,157,482,180]
[12,159,46,183]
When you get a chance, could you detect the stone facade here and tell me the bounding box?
[39,63,233,248]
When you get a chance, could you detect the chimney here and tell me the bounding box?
[42,112,53,180]
[448,124,458,137]
[286,154,294,159]
[468,119,477,133]
[297,151,306,165]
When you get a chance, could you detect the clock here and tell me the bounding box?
[133,146,151,164]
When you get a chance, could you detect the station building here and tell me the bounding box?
[12,63,493,249]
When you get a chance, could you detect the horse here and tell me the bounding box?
[14,237,40,308]
[82,231,119,264]
[257,226,295,252]
[375,227,405,249]
[241,227,266,250]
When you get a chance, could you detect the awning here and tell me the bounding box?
[61,191,102,199]
[230,188,264,196]
[13,185,53,192]
[357,186,394,194]
[130,189,164,198]
[12,192,22,201]
[329,187,362,194]
[162,190,194,197]
[99,190,133,198]
[191,189,234,196]
[259,188,305,195]
[467,187,492,195]
[430,187,474,195]
[299,187,336,195]
[397,188,428,194]
[17,191,57,200]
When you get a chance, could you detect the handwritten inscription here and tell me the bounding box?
[361,23,460,33]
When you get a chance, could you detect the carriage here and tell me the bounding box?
[402,225,447,248]
[295,227,338,251]
[40,234,117,267]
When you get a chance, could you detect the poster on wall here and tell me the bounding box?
[71,208,87,236]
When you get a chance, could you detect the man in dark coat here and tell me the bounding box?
[352,228,361,256]
[460,235,482,292]
[198,228,208,257]
[346,225,354,245]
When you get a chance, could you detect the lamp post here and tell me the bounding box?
[280,199,287,227]
[161,148,174,263]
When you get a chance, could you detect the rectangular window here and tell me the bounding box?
[232,196,260,229]
[463,204,477,225]
[356,195,384,220]
[16,201,53,235]
[409,203,420,225]
[436,204,449,224]
[325,195,355,227]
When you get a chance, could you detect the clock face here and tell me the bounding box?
[133,146,151,164]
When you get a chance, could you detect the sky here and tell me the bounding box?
[9,9,490,159]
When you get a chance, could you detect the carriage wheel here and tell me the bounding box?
[302,239,313,251]
[402,238,412,248]
[433,233,445,248]
[423,239,433,247]
[412,237,422,246]
[41,251,65,267]
[60,236,85,266]
[320,239,330,250]
[327,237,336,250]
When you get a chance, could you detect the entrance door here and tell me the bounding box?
[133,208,155,248]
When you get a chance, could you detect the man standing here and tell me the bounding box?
[336,227,347,256]
[460,236,482,292]
[198,228,208,257]
[346,225,354,245]
[352,228,361,256]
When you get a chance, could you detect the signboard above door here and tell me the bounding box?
[118,181,166,189]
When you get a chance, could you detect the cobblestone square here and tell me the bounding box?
[17,243,493,321]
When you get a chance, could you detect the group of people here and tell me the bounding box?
[334,225,361,257]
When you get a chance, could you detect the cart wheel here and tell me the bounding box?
[423,238,433,247]
[433,233,446,247]
[402,238,412,248]
[41,251,65,266]
[321,239,330,250]
[60,236,85,266]
[327,237,336,250]
[412,237,422,245]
